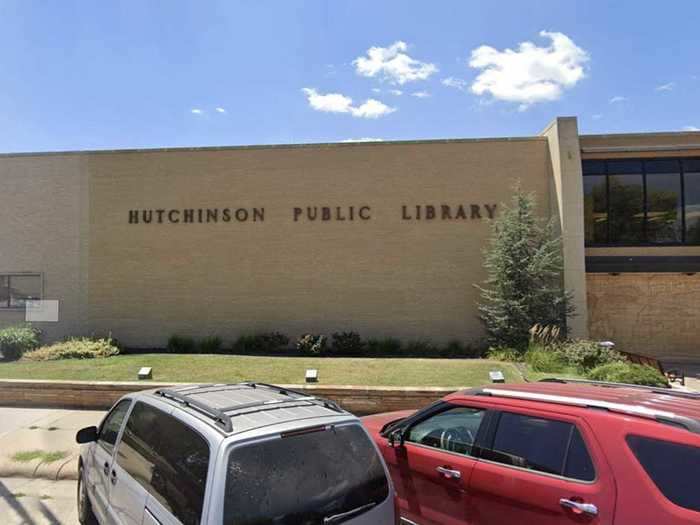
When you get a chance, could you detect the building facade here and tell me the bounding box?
[1,117,699,360]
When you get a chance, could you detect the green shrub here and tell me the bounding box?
[23,337,119,361]
[329,332,365,356]
[233,332,290,354]
[404,340,440,357]
[366,338,403,356]
[587,362,668,387]
[167,335,196,354]
[198,336,223,354]
[296,334,326,355]
[558,340,623,371]
[0,324,40,361]
[486,347,523,362]
[439,340,486,358]
[524,347,567,373]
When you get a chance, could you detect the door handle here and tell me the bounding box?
[103,462,109,475]
[560,498,598,516]
[436,466,462,479]
[110,469,118,485]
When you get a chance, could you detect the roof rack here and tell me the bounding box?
[539,377,700,400]
[154,382,344,433]
[475,387,700,435]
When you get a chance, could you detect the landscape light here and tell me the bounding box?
[305,369,319,383]
[489,370,505,383]
[599,341,615,349]
[138,367,153,380]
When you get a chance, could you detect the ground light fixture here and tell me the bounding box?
[489,370,505,383]
[138,367,153,380]
[305,369,319,383]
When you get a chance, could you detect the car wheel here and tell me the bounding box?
[77,463,97,525]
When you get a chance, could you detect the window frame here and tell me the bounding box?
[399,401,493,460]
[97,399,132,455]
[476,410,598,484]
[583,157,699,247]
[0,272,43,310]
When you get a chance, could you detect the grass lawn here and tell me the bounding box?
[0,354,539,387]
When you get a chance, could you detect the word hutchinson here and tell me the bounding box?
[128,208,265,224]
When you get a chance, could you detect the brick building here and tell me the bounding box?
[1,117,698,360]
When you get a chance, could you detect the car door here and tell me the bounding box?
[385,403,489,525]
[87,399,131,525]
[468,409,616,525]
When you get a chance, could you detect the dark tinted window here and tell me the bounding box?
[686,172,700,244]
[646,171,682,243]
[627,435,700,512]
[482,413,594,481]
[116,402,210,525]
[224,424,389,525]
[583,175,607,243]
[609,174,644,243]
[406,406,486,456]
[98,400,131,453]
[563,427,595,481]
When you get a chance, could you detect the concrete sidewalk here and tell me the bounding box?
[0,477,78,524]
[0,408,104,481]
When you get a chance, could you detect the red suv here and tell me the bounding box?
[362,379,700,525]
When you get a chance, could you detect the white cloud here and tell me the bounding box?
[468,30,588,109]
[372,87,382,93]
[682,125,700,132]
[389,89,403,96]
[441,77,469,91]
[215,107,226,114]
[301,88,395,119]
[609,96,627,103]
[342,137,384,142]
[354,41,437,84]
[592,114,603,120]
[655,82,675,92]
[191,108,203,115]
[411,91,431,98]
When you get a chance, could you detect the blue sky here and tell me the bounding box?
[0,0,697,153]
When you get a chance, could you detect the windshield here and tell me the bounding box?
[223,423,389,525]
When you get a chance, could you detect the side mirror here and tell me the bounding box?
[387,428,405,448]
[76,426,98,444]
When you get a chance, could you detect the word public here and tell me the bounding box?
[127,203,497,224]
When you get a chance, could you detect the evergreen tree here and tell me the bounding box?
[476,184,574,350]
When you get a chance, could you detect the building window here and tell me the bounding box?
[582,158,699,245]
[0,274,42,309]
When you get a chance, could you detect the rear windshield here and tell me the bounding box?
[224,423,389,525]
[627,435,700,512]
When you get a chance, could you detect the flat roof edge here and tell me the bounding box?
[0,135,547,158]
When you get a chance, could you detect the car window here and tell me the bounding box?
[627,435,700,512]
[98,400,131,454]
[481,412,595,481]
[116,402,210,525]
[224,424,389,525]
[406,405,486,456]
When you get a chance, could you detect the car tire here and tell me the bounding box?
[77,463,98,525]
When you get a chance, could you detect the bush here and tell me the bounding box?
[233,332,290,354]
[198,336,223,354]
[0,324,40,361]
[558,340,623,371]
[366,338,403,357]
[486,347,523,362]
[296,334,327,355]
[329,332,365,356]
[587,362,669,388]
[524,346,567,373]
[23,337,119,361]
[167,334,196,354]
[439,340,486,358]
[403,340,440,357]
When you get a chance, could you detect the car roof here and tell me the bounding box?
[141,382,349,435]
[448,379,700,434]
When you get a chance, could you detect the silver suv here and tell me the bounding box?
[75,382,396,525]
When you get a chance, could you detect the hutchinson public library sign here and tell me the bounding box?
[1,117,699,361]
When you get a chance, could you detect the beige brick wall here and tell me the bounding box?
[86,139,552,347]
[587,273,700,360]
[0,155,89,340]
